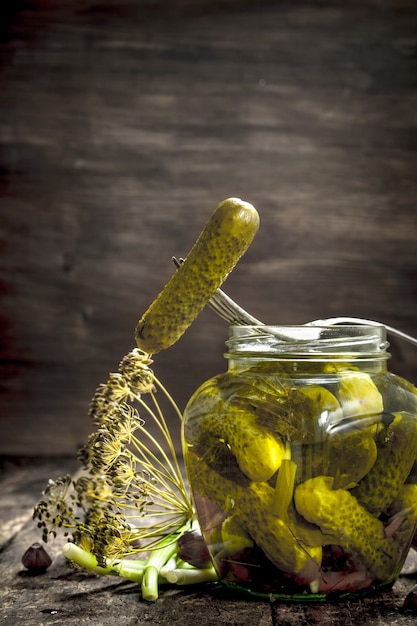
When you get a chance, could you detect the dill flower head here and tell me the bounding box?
[91,513,135,564]
[118,349,155,394]
[70,511,135,565]
[34,345,194,570]
[74,474,115,509]
[33,475,75,542]
[86,428,125,473]
[70,524,95,555]
[88,375,130,424]
[107,455,138,494]
[89,349,154,424]
[105,403,143,444]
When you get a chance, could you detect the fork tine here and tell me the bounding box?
[207,289,262,326]
[171,257,417,348]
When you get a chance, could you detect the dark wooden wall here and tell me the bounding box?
[1,0,417,455]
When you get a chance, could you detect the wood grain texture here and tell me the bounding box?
[1,0,417,454]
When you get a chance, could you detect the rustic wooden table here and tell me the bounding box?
[1,457,417,625]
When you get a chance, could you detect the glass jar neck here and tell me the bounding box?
[225,325,390,372]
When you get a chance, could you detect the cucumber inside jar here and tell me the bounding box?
[183,359,417,599]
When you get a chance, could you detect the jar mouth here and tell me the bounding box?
[225,324,390,360]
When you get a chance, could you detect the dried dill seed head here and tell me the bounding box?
[88,383,118,424]
[107,456,137,493]
[72,475,91,506]
[87,428,125,472]
[77,508,135,564]
[89,395,142,443]
[79,405,138,471]
[77,444,90,468]
[105,373,132,403]
[102,403,143,443]
[77,475,115,510]
[118,349,155,394]
[88,375,132,424]
[33,346,194,569]
[33,475,75,542]
[71,525,95,554]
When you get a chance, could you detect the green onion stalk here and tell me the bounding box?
[33,349,218,601]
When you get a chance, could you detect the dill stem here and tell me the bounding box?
[132,382,185,488]
[132,397,181,482]
[164,565,218,585]
[113,558,148,582]
[150,382,187,486]
[152,377,183,422]
[141,537,179,601]
[62,543,112,576]
[142,566,159,601]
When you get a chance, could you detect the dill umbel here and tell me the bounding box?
[33,348,213,601]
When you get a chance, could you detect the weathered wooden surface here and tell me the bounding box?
[1,0,417,455]
[1,458,417,625]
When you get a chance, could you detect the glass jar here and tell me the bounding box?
[182,325,417,601]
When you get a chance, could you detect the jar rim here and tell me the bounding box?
[225,324,389,360]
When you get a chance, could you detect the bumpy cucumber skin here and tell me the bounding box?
[351,413,417,515]
[135,198,260,354]
[204,404,286,482]
[325,425,378,485]
[387,484,417,557]
[294,476,400,581]
[187,451,322,580]
[221,514,254,554]
[186,377,286,482]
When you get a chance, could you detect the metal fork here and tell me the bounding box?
[208,288,417,346]
[173,257,318,341]
[172,257,417,347]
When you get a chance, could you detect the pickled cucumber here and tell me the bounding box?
[325,425,378,486]
[187,451,322,580]
[221,514,254,554]
[374,373,417,415]
[219,407,285,482]
[283,423,378,487]
[185,373,287,481]
[295,476,401,580]
[336,371,384,420]
[351,413,417,515]
[135,198,259,354]
[386,484,417,557]
[231,380,342,444]
[199,404,286,482]
[296,385,344,433]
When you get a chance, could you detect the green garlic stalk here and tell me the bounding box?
[63,541,218,595]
